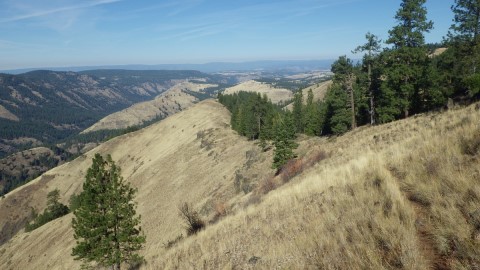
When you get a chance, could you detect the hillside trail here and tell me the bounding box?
[407,195,450,270]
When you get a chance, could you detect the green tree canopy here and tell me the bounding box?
[292,90,304,133]
[272,112,297,170]
[447,0,480,97]
[386,0,433,48]
[450,0,480,42]
[72,153,145,270]
[353,32,382,124]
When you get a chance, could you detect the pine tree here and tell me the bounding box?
[448,0,480,96]
[383,0,433,118]
[376,52,401,123]
[25,189,69,232]
[330,56,357,130]
[72,154,145,270]
[304,89,320,136]
[46,189,69,218]
[292,90,304,133]
[386,0,433,49]
[353,32,382,124]
[272,113,297,170]
[450,0,480,42]
[324,83,351,134]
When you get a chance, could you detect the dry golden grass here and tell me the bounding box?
[0,100,478,269]
[430,47,448,57]
[223,80,293,104]
[0,100,275,269]
[285,80,332,110]
[155,103,480,269]
[82,81,217,133]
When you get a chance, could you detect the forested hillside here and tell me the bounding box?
[0,147,71,196]
[220,0,480,164]
[0,70,214,158]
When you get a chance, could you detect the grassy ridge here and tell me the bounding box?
[158,103,480,269]
[0,101,478,269]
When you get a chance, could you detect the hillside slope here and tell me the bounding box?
[0,70,212,157]
[158,103,480,269]
[285,80,332,110]
[0,147,70,196]
[0,100,276,268]
[0,101,479,269]
[223,80,293,104]
[82,81,217,132]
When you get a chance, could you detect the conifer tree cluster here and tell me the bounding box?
[218,91,298,169]
[219,0,480,169]
[304,0,480,133]
[218,92,279,141]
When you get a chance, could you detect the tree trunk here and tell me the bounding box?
[403,76,409,119]
[347,73,356,129]
[368,63,375,125]
[258,116,261,138]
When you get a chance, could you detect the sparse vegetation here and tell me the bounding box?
[25,189,69,232]
[163,234,184,249]
[178,202,205,236]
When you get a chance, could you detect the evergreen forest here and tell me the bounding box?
[219,0,480,169]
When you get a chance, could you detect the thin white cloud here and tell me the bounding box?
[156,23,225,41]
[0,0,121,23]
[0,39,47,50]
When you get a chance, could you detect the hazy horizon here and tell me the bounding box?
[0,59,337,74]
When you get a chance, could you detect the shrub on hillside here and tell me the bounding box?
[259,177,278,195]
[278,150,329,183]
[178,203,205,235]
[210,201,228,224]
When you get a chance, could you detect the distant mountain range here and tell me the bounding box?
[0,69,219,158]
[0,60,335,74]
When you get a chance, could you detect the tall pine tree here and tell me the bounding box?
[72,154,145,270]
[448,0,480,97]
[272,112,297,170]
[382,0,433,119]
[324,83,351,134]
[303,89,321,136]
[328,56,357,132]
[292,90,304,133]
[353,32,382,124]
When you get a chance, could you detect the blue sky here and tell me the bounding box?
[0,0,454,70]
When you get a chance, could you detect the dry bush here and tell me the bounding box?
[178,203,205,236]
[305,150,329,167]
[210,201,228,224]
[278,150,329,183]
[279,159,304,183]
[258,176,278,195]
